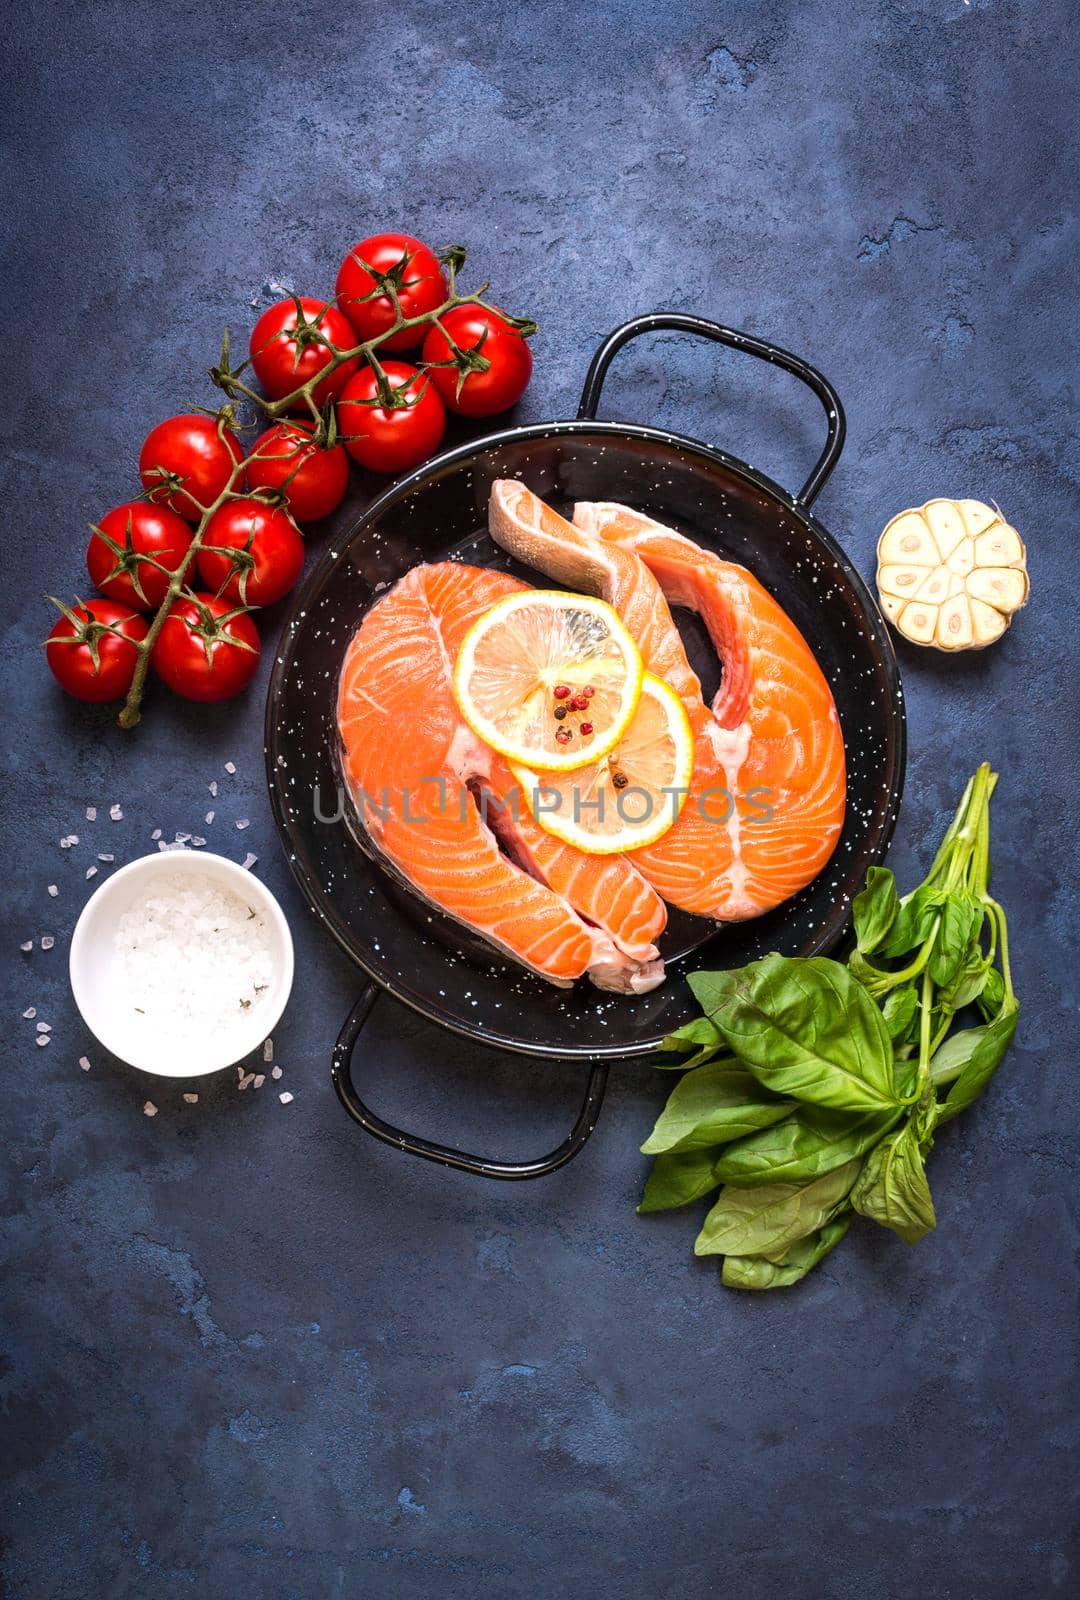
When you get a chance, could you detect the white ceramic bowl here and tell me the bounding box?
[69,850,294,1077]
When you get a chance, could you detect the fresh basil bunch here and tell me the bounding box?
[639,764,1019,1290]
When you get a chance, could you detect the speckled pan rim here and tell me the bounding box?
[264,418,906,1061]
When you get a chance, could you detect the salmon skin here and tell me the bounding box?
[337,561,665,992]
[489,482,845,919]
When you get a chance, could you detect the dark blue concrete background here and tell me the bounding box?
[3,2,1078,1595]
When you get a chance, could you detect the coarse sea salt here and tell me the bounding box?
[113,871,276,1049]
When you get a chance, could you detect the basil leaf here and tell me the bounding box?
[881,884,946,958]
[882,985,918,1042]
[928,894,982,988]
[713,1104,901,1187]
[852,866,899,953]
[638,1149,723,1213]
[657,1016,723,1055]
[929,1024,989,1086]
[977,967,1005,1021]
[692,955,904,1112]
[683,966,740,1019]
[850,1123,936,1244]
[936,1000,1019,1123]
[694,1157,863,1258]
[721,1213,852,1290]
[941,952,990,1012]
[641,1062,792,1155]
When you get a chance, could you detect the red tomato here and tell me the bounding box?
[249,296,359,406]
[245,421,349,523]
[336,233,447,351]
[152,593,261,702]
[197,499,305,607]
[86,501,193,610]
[139,414,244,523]
[46,599,149,703]
[338,361,446,474]
[421,307,533,417]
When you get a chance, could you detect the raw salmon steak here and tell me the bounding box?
[574,500,847,914]
[337,561,666,991]
[489,482,845,919]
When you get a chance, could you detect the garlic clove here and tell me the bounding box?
[914,567,950,604]
[923,499,969,562]
[899,603,937,645]
[936,594,974,650]
[877,512,940,567]
[877,564,925,600]
[958,499,1000,537]
[969,597,1009,647]
[967,566,1028,611]
[945,537,976,578]
[974,524,1025,569]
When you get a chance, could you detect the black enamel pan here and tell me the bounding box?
[265,313,906,1180]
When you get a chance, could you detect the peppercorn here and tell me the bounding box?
[612,771,629,789]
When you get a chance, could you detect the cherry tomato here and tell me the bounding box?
[139,414,244,523]
[86,501,193,610]
[244,421,350,523]
[336,233,447,351]
[421,307,533,417]
[338,361,446,474]
[197,499,305,607]
[152,593,261,703]
[46,599,149,704]
[249,296,359,406]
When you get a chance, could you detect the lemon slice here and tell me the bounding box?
[453,589,643,772]
[510,674,695,854]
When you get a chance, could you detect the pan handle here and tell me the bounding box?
[331,984,611,1180]
[577,312,846,508]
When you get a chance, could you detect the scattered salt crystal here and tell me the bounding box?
[35,1035,50,1048]
[278,1091,293,1105]
[182,1092,199,1104]
[143,1101,157,1117]
[192,837,206,848]
[79,1056,91,1072]
[86,806,97,821]
[151,828,162,840]
[224,762,236,775]
[209,781,218,797]
[238,1071,255,1091]
[235,818,250,830]
[253,1074,265,1088]
[60,835,78,849]
[175,832,191,844]
[271,1065,282,1080]
[23,1007,36,1019]
[86,866,98,879]
[36,1022,51,1034]
[47,884,58,897]
[40,936,54,950]
[262,1038,273,1061]
[20,941,32,952]
[97,853,114,863]
[110,804,123,821]
[205,811,215,824]
[242,853,258,871]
